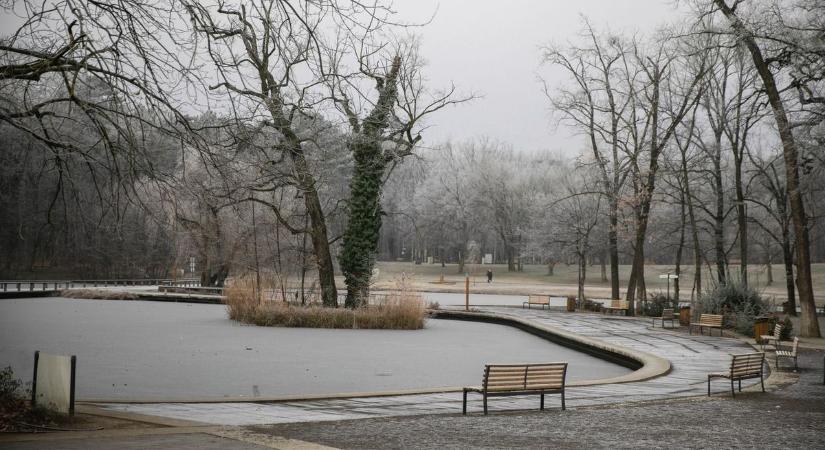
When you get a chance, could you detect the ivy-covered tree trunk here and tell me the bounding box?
[340,57,402,308]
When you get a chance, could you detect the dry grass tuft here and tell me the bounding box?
[225,274,425,329]
[59,289,138,300]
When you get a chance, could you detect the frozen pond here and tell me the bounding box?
[0,298,630,401]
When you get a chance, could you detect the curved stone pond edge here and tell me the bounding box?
[431,310,671,387]
[83,309,670,405]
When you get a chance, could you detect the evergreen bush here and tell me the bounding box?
[698,279,769,336]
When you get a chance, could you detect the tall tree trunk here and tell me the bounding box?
[734,143,748,287]
[578,251,587,306]
[601,250,608,282]
[299,163,338,307]
[266,108,337,307]
[713,0,818,337]
[675,192,687,306]
[340,57,402,308]
[609,211,620,298]
[782,237,797,316]
[626,211,650,316]
[637,247,647,305]
[713,151,728,285]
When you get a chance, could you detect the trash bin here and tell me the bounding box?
[754,316,771,343]
[679,307,691,326]
[566,296,576,312]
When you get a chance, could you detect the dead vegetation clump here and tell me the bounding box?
[0,366,65,432]
[59,289,138,300]
[225,274,425,329]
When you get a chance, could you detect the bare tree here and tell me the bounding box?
[708,0,821,336]
[622,37,706,314]
[547,168,602,306]
[542,22,635,301]
[183,0,381,306]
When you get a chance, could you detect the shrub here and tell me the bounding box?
[698,279,770,336]
[225,274,425,330]
[642,292,672,317]
[1,366,58,432]
[0,366,24,401]
[582,299,602,312]
[770,315,794,340]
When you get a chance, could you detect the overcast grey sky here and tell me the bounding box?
[0,0,691,156]
[392,0,691,155]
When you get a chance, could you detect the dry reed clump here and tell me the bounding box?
[59,289,138,300]
[225,274,425,330]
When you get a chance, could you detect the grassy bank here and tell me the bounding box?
[371,261,825,301]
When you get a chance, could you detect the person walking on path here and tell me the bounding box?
[487,269,493,283]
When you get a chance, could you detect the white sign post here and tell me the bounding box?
[658,273,679,303]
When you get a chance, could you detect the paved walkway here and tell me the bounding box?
[252,350,825,450]
[98,308,761,425]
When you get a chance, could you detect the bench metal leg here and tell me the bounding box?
[540,393,544,410]
[561,390,566,410]
[738,379,742,392]
[462,390,467,415]
[761,373,765,392]
[483,394,488,415]
[707,376,711,396]
[731,379,735,397]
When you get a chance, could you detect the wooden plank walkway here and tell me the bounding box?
[101,308,762,425]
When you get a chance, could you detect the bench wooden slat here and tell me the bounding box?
[523,295,551,309]
[690,314,724,336]
[708,352,765,397]
[465,362,568,414]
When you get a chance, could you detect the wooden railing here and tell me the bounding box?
[0,278,200,292]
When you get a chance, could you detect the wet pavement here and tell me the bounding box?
[251,350,825,449]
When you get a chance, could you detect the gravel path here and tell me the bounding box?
[251,350,825,449]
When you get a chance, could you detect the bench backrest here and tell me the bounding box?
[699,314,723,327]
[661,308,674,319]
[772,323,782,339]
[528,295,550,305]
[610,299,629,309]
[782,337,799,355]
[482,363,567,392]
[729,352,765,378]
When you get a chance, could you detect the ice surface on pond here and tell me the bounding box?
[0,297,630,400]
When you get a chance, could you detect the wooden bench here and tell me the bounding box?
[462,363,567,415]
[602,299,629,316]
[689,314,723,336]
[652,308,677,328]
[776,337,799,370]
[707,352,765,397]
[759,323,782,351]
[523,295,550,310]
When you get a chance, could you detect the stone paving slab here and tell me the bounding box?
[100,308,762,425]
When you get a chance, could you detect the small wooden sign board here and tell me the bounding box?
[32,351,76,415]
